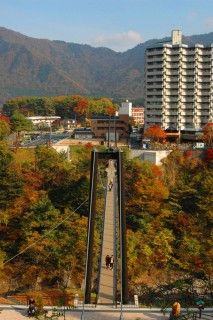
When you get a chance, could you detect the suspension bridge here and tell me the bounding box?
[82,148,128,312]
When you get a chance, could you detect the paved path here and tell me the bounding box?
[0,308,165,320]
[0,306,212,320]
[98,160,116,305]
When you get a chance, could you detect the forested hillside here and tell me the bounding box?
[1,26,213,103]
[2,95,118,118]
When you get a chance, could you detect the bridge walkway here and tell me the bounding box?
[97,160,116,305]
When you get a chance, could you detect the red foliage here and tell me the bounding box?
[106,106,116,116]
[0,115,10,123]
[205,148,213,162]
[73,97,89,115]
[152,165,162,178]
[176,213,190,228]
[184,149,193,158]
[203,122,213,145]
[144,125,166,141]
[84,142,93,150]
[193,256,203,269]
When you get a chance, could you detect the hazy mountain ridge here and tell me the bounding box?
[0,27,213,104]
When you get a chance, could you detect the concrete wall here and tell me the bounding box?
[130,149,172,165]
[52,145,69,153]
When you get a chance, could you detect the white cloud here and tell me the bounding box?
[205,16,213,29]
[92,30,143,52]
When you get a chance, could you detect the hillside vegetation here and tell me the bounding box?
[0,141,212,299]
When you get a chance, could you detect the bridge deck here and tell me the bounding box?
[97,161,116,305]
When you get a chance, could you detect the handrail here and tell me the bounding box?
[81,150,97,320]
[96,172,108,304]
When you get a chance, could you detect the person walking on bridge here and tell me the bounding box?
[110,255,114,270]
[105,255,110,269]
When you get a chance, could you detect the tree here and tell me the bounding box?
[73,96,89,116]
[10,111,33,148]
[0,142,23,209]
[0,120,10,140]
[203,123,213,146]
[0,115,10,123]
[144,125,166,142]
[10,111,33,133]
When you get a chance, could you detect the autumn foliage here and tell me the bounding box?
[0,115,10,123]
[3,95,118,119]
[0,140,212,295]
[144,125,166,142]
[203,122,213,146]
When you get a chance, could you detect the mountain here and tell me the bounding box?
[0,27,213,104]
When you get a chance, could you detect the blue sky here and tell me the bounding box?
[0,0,213,51]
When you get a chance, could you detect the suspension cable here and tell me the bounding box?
[81,150,97,320]
[3,198,88,266]
[119,152,124,320]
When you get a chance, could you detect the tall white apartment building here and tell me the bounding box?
[144,30,213,134]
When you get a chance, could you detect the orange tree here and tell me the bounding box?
[0,119,10,140]
[203,122,213,146]
[144,125,166,142]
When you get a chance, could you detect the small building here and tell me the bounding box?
[27,116,61,126]
[119,100,132,116]
[73,127,94,140]
[132,106,144,126]
[91,115,129,141]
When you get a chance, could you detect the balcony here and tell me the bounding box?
[147,49,164,56]
[166,70,179,76]
[196,63,211,70]
[196,71,211,76]
[182,97,194,103]
[195,111,210,116]
[181,84,194,90]
[147,117,162,122]
[181,77,195,83]
[147,110,162,116]
[146,98,163,103]
[146,70,163,75]
[164,111,178,116]
[166,62,179,68]
[146,83,163,89]
[196,84,210,89]
[180,61,194,69]
[166,57,179,63]
[197,77,210,83]
[196,97,210,103]
[181,56,195,62]
[195,91,210,97]
[181,111,194,116]
[165,97,179,103]
[181,70,195,76]
[165,84,179,89]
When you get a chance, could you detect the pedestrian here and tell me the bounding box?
[169,302,181,320]
[105,255,110,269]
[108,180,113,191]
[110,255,114,270]
[28,298,36,317]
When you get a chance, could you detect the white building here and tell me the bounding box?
[27,116,61,126]
[119,100,132,116]
[144,30,213,135]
